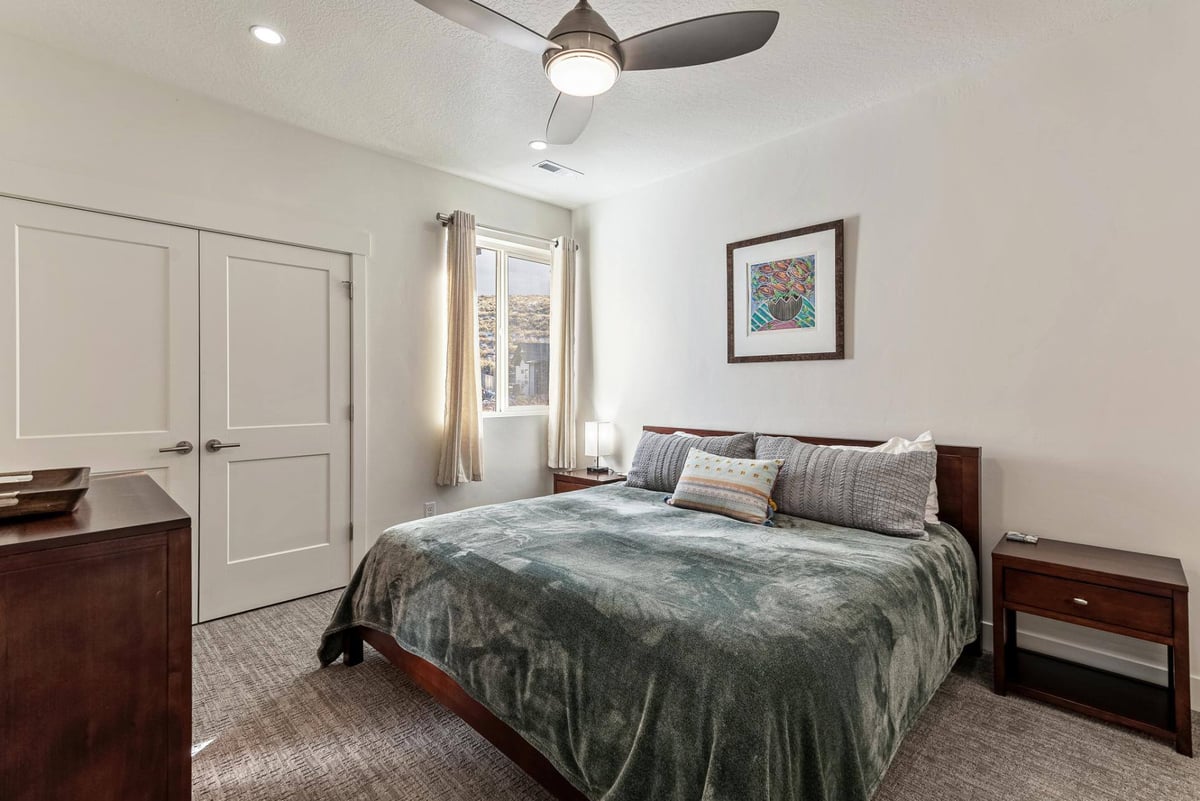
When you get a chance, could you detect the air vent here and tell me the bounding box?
[533,159,583,177]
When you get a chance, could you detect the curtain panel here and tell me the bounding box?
[437,210,484,486]
[547,236,578,469]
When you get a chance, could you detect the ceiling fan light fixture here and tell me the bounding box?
[545,49,620,97]
[413,0,781,145]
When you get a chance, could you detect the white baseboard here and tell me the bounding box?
[979,620,1200,712]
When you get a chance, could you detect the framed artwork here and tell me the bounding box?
[726,219,844,362]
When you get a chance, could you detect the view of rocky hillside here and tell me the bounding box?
[479,294,550,409]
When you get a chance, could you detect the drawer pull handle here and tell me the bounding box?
[1072,597,1088,606]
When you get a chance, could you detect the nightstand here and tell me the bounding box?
[992,536,1191,756]
[552,469,626,494]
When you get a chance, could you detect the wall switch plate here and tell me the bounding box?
[423,501,437,518]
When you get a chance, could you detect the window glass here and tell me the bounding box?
[505,256,551,407]
[476,248,498,412]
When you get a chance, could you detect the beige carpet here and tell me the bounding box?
[193,591,1200,801]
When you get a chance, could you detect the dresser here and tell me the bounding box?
[992,535,1190,756]
[0,473,192,800]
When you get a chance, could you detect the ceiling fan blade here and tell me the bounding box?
[412,0,560,55]
[619,11,780,71]
[545,93,594,145]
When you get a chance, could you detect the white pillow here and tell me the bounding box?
[832,431,939,524]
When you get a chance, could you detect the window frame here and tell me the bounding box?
[477,233,553,418]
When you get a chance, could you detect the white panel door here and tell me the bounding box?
[0,196,201,616]
[199,232,351,620]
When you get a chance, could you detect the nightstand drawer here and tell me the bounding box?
[555,480,591,494]
[1006,569,1172,637]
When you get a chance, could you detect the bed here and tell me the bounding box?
[319,427,981,801]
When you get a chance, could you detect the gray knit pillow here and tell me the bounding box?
[755,436,936,539]
[626,431,756,493]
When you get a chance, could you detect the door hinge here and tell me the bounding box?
[348,403,354,421]
[349,522,354,542]
[341,279,353,299]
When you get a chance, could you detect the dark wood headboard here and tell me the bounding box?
[642,426,982,569]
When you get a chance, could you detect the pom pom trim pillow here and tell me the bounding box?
[667,448,783,525]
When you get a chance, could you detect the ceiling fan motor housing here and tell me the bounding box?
[542,0,624,92]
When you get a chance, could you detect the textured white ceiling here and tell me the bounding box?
[0,0,1148,208]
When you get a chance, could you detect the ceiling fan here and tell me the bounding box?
[412,0,780,146]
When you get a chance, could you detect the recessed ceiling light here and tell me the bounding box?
[529,140,548,151]
[250,25,285,46]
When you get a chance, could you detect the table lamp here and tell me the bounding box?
[584,421,614,474]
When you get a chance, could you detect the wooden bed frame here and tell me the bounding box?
[342,426,982,801]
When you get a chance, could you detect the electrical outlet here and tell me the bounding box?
[423,501,437,518]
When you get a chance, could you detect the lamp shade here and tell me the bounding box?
[584,421,614,458]
[545,50,620,97]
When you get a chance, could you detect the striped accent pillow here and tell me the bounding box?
[667,448,783,525]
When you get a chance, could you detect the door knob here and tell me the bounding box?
[159,441,194,455]
[205,439,242,452]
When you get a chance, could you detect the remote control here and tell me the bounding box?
[1005,530,1039,544]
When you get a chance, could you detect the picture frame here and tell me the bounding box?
[726,219,844,362]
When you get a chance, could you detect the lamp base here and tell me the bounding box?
[586,465,611,475]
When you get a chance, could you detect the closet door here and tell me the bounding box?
[0,197,201,617]
[198,233,351,620]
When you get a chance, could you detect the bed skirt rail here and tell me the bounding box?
[343,626,588,801]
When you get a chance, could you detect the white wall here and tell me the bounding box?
[0,32,569,543]
[574,0,1200,697]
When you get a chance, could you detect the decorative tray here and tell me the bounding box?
[0,467,91,520]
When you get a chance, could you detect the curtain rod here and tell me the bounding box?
[436,212,568,249]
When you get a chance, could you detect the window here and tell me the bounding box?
[476,235,552,414]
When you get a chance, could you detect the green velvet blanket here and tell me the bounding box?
[319,485,978,801]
